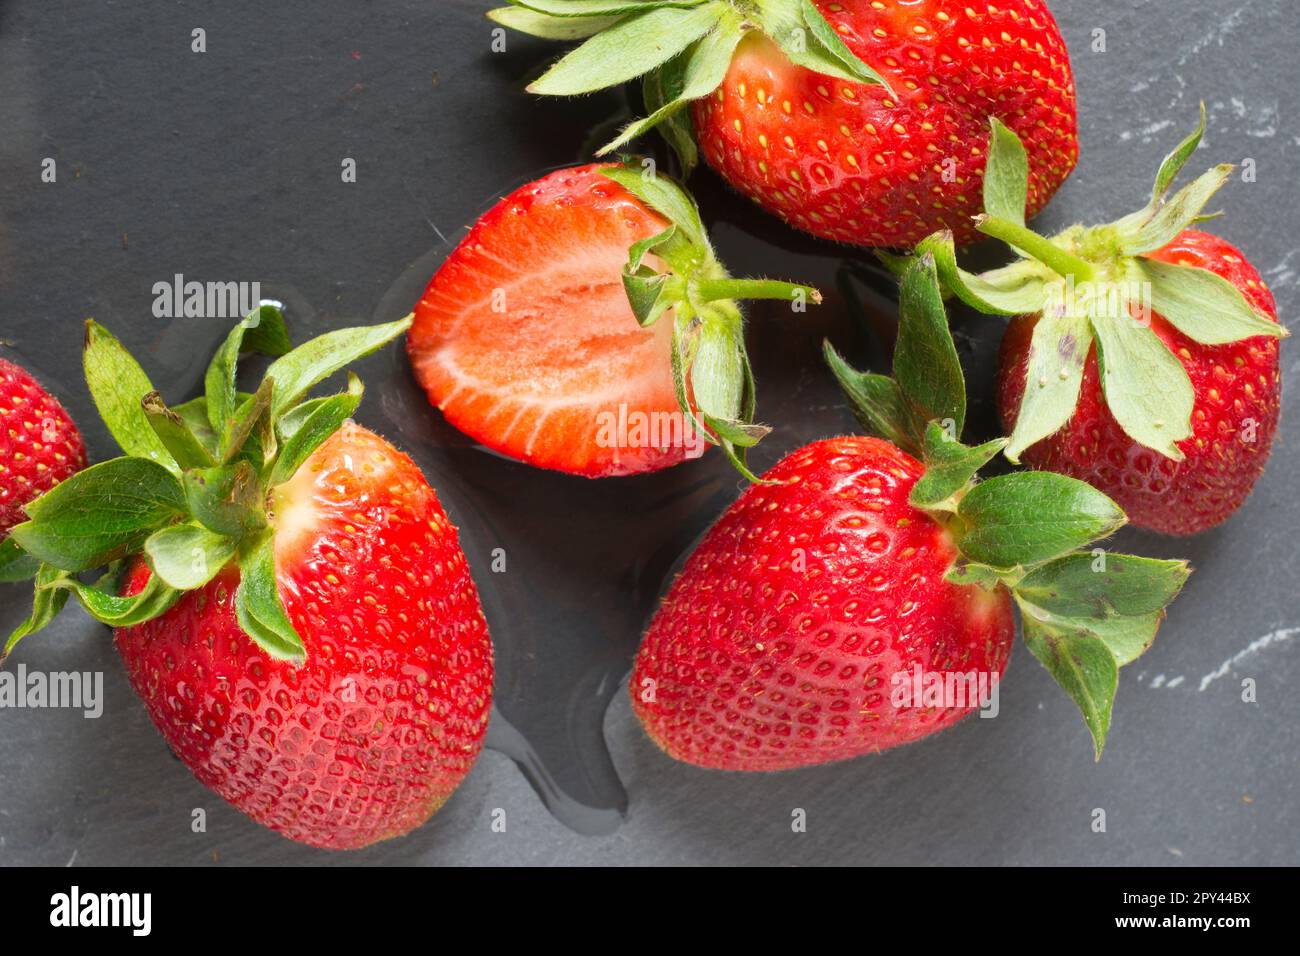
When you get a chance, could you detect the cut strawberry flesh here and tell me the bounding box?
[408,165,697,477]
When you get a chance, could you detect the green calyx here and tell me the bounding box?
[890,107,1286,464]
[601,162,821,479]
[3,308,412,666]
[492,0,892,172]
[826,255,1191,758]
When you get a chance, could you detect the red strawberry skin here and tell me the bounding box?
[115,423,493,850]
[408,164,695,478]
[692,0,1078,248]
[998,231,1282,536]
[0,359,87,535]
[631,436,1014,771]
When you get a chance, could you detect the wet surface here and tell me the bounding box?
[0,1,1297,864]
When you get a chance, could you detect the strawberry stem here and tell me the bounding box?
[695,278,823,306]
[974,214,1096,283]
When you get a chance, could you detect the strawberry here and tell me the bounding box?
[900,107,1286,535]
[0,358,86,535]
[4,309,493,850]
[632,434,1016,769]
[496,0,1078,247]
[408,162,820,479]
[998,231,1281,534]
[632,255,1189,767]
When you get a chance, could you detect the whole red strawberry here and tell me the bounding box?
[914,107,1286,535]
[6,310,493,850]
[632,435,1014,770]
[632,256,1189,767]
[116,423,492,849]
[998,231,1281,535]
[0,358,86,535]
[409,162,819,479]
[499,0,1078,247]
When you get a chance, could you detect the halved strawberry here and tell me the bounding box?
[408,163,820,478]
[409,165,680,476]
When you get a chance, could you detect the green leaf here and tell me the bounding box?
[1023,602,1162,669]
[1016,552,1191,618]
[4,563,70,658]
[703,412,768,448]
[205,304,290,443]
[1003,299,1093,463]
[142,392,215,470]
[488,6,624,39]
[669,316,712,447]
[221,378,274,465]
[955,472,1126,569]
[894,254,965,439]
[274,392,340,443]
[172,395,227,458]
[644,61,700,173]
[599,164,709,249]
[235,533,305,662]
[944,561,1022,591]
[690,312,745,425]
[912,232,1051,316]
[909,425,1006,511]
[620,225,681,326]
[1132,258,1283,345]
[270,378,363,486]
[714,432,766,483]
[1019,610,1117,759]
[48,570,182,628]
[1114,104,1208,238]
[1150,102,1206,205]
[183,461,265,538]
[1120,164,1233,255]
[598,9,743,154]
[527,4,723,97]
[795,0,890,89]
[755,0,891,90]
[623,271,673,326]
[1014,552,1190,657]
[9,458,186,571]
[144,523,238,591]
[0,537,41,583]
[983,117,1029,229]
[823,341,917,455]
[83,320,177,473]
[1091,296,1193,459]
[263,316,411,418]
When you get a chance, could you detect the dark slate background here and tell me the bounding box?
[0,1,1296,865]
